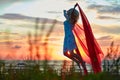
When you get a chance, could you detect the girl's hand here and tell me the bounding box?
[74,3,78,7]
[63,10,68,20]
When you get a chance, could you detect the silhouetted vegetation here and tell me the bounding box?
[0,60,120,80]
[0,17,120,80]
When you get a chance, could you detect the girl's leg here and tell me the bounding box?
[64,51,81,70]
[67,50,87,75]
[64,50,88,75]
[75,48,88,75]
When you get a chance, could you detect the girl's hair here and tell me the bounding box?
[67,8,79,24]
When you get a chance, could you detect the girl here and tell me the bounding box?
[63,6,88,75]
[63,3,104,74]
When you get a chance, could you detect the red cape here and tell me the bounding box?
[72,4,104,73]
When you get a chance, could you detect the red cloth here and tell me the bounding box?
[72,4,104,73]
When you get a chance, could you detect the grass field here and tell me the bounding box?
[0,60,120,80]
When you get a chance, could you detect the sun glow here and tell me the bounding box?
[0,0,120,60]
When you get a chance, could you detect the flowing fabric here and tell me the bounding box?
[72,4,104,73]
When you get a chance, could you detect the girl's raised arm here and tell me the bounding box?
[63,10,69,20]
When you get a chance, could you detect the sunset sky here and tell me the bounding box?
[0,0,120,60]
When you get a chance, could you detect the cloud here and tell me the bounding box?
[0,13,62,24]
[101,26,120,34]
[92,24,120,34]
[97,15,120,21]
[67,0,80,2]
[87,4,103,9]
[0,32,26,43]
[47,11,62,14]
[0,13,34,20]
[87,4,120,14]
[97,35,114,48]
[0,0,34,14]
[0,0,33,4]
[0,0,33,8]
[98,5,120,14]
[0,0,15,5]
[98,35,113,40]
[97,35,114,46]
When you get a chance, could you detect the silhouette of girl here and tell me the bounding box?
[63,6,88,75]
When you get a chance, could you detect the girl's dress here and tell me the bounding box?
[63,20,77,53]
